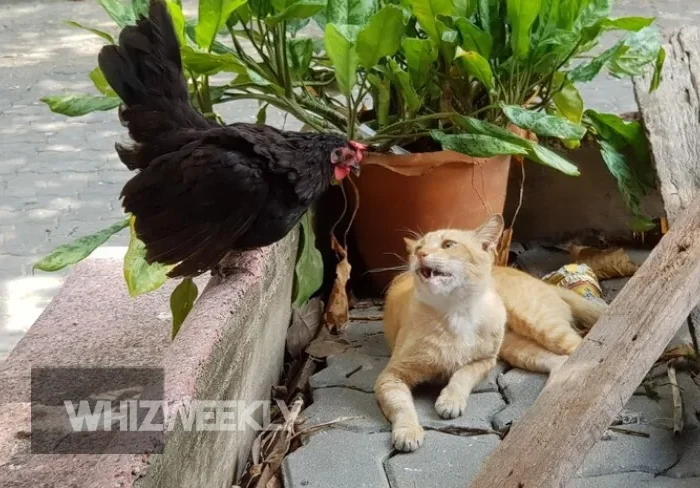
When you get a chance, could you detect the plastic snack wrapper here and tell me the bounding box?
[541,263,607,307]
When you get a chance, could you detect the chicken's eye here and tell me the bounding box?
[442,240,457,249]
[331,149,343,164]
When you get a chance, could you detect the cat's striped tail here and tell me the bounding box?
[554,287,607,329]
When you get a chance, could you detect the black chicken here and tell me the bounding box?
[97,0,367,278]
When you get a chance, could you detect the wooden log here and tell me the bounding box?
[467,194,700,488]
[634,26,700,226]
[634,26,700,365]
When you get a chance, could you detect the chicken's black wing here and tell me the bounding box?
[121,138,269,278]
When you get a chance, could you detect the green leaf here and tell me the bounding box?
[170,278,199,339]
[609,27,663,78]
[453,0,476,18]
[454,115,580,175]
[181,46,245,75]
[477,0,505,54]
[502,105,586,140]
[601,16,654,32]
[436,17,459,63]
[599,139,651,223]
[166,0,187,47]
[402,37,438,89]
[98,0,136,28]
[568,40,624,82]
[268,0,327,25]
[650,46,665,92]
[321,0,377,26]
[292,212,323,307]
[455,18,492,57]
[287,38,314,78]
[356,5,405,68]
[367,73,391,126]
[256,103,268,124]
[89,67,117,97]
[408,0,453,43]
[33,218,130,272]
[551,76,584,125]
[389,59,421,112]
[432,131,529,157]
[64,21,115,43]
[123,217,171,298]
[506,0,541,58]
[454,48,494,91]
[585,110,655,188]
[527,143,580,176]
[196,0,249,50]
[131,0,150,17]
[41,94,121,117]
[324,23,360,95]
[455,115,532,148]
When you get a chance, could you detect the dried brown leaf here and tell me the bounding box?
[265,476,282,488]
[305,328,350,358]
[496,228,513,267]
[251,432,264,466]
[324,236,351,333]
[286,297,323,359]
[569,246,639,279]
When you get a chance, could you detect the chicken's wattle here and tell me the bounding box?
[334,165,351,181]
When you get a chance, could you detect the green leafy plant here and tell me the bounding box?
[38,0,665,335]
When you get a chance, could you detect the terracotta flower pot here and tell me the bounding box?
[348,149,513,293]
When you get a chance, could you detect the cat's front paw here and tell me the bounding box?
[392,424,424,452]
[435,390,467,419]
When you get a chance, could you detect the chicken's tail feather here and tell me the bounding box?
[98,0,213,170]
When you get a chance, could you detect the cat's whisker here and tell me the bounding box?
[363,265,410,276]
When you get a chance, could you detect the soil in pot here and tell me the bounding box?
[349,150,512,294]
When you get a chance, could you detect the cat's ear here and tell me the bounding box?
[403,237,417,253]
[476,214,504,252]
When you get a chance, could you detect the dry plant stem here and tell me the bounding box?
[253,396,304,488]
[688,314,700,370]
[285,356,318,404]
[667,365,684,434]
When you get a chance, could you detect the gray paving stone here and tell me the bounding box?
[666,428,700,479]
[384,432,500,488]
[344,320,391,357]
[580,425,684,477]
[569,473,700,488]
[282,430,391,488]
[310,352,389,393]
[622,380,700,430]
[303,387,388,433]
[492,369,547,431]
[413,389,505,433]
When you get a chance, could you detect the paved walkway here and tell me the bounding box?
[0,0,699,359]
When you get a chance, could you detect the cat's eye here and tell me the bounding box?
[442,240,457,249]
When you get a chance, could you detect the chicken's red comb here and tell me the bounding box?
[349,140,367,151]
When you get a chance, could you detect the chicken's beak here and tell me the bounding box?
[348,140,367,177]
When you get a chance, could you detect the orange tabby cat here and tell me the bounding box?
[376,215,607,452]
[375,215,507,452]
[494,265,606,375]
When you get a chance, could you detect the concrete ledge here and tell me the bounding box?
[504,137,665,242]
[0,230,298,488]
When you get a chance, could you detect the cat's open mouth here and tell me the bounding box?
[418,267,451,279]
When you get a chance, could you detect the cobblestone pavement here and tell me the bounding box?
[1,0,700,356]
[284,264,700,488]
